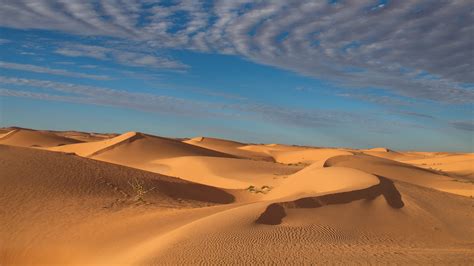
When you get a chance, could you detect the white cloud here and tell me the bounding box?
[0,76,210,115]
[55,44,188,69]
[56,44,109,59]
[450,121,474,132]
[0,61,111,80]
[0,38,11,45]
[0,75,409,132]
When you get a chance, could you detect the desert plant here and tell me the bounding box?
[247,185,257,192]
[128,178,155,203]
[247,185,273,194]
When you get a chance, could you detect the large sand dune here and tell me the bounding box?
[1,127,473,265]
[0,145,234,264]
[151,156,303,189]
[185,136,275,161]
[0,128,81,147]
[325,154,473,197]
[402,153,474,178]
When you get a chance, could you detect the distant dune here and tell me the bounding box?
[0,128,82,147]
[1,127,473,264]
[185,136,275,161]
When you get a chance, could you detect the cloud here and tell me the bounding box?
[55,44,188,69]
[397,111,435,120]
[0,61,111,80]
[337,92,413,106]
[0,76,208,115]
[0,1,472,104]
[450,121,474,132]
[0,75,408,133]
[0,38,11,45]
[55,44,109,59]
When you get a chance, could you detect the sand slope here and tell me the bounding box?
[152,156,302,189]
[325,154,473,197]
[403,153,474,178]
[49,131,234,159]
[51,132,300,189]
[0,145,234,264]
[271,148,353,165]
[184,137,275,161]
[0,128,81,147]
[52,130,118,142]
[266,166,380,200]
[92,133,236,163]
[144,181,473,265]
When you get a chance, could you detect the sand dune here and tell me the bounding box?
[152,156,302,189]
[271,148,354,165]
[52,130,118,142]
[1,128,473,265]
[185,136,275,161]
[93,133,235,162]
[403,153,474,178]
[0,145,234,264]
[266,166,380,200]
[50,131,234,159]
[52,133,298,189]
[48,131,138,156]
[325,154,473,197]
[360,147,429,161]
[0,128,81,147]
[142,181,473,265]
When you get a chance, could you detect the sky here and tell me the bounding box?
[0,0,472,152]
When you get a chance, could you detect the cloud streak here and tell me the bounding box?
[0,76,209,115]
[0,76,409,133]
[450,121,474,132]
[55,44,188,70]
[0,61,111,80]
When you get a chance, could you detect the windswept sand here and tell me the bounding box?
[1,128,473,265]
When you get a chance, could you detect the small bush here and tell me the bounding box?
[128,178,155,203]
[247,185,273,194]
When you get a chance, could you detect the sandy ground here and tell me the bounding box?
[1,128,473,265]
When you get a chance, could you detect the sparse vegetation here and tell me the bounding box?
[128,177,156,203]
[287,162,310,167]
[100,177,156,208]
[247,185,273,194]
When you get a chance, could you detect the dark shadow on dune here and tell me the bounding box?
[153,180,235,204]
[376,176,404,208]
[255,203,286,225]
[256,175,403,225]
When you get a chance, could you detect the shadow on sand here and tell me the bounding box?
[256,176,403,225]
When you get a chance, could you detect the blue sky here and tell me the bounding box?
[0,1,472,152]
